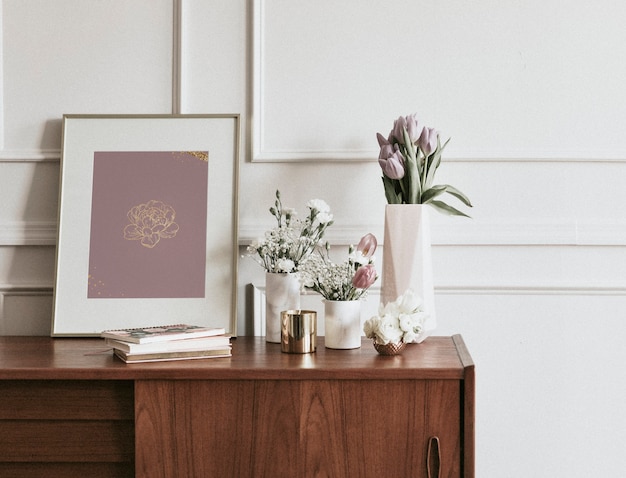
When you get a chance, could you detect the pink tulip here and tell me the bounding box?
[391,114,422,145]
[418,127,438,156]
[378,140,405,179]
[404,114,423,145]
[390,116,407,144]
[376,132,389,148]
[357,233,377,258]
[352,264,377,290]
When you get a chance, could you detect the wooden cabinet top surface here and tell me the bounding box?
[0,335,473,381]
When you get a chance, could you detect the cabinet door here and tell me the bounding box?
[300,379,462,477]
[135,379,461,478]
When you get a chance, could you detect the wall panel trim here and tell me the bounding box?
[239,219,626,247]
[249,282,626,334]
[0,150,60,162]
[251,0,626,164]
[0,222,57,246]
[3,219,626,247]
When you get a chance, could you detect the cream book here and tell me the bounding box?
[101,324,226,344]
[105,335,232,354]
[114,347,232,364]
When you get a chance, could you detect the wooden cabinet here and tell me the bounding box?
[0,335,474,478]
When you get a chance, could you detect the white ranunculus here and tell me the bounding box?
[366,290,428,345]
[397,289,423,313]
[403,330,419,343]
[363,316,382,340]
[398,313,415,332]
[377,315,404,344]
[379,298,400,318]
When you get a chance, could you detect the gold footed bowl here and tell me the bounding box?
[373,341,406,356]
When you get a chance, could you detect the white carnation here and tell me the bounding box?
[316,212,334,225]
[276,258,295,273]
[307,199,330,213]
[397,289,423,313]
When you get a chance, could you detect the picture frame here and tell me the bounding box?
[52,114,240,336]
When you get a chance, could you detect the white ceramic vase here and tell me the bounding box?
[324,299,362,349]
[380,204,436,333]
[265,272,301,343]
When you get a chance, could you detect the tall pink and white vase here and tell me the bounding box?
[380,204,436,334]
[265,272,301,343]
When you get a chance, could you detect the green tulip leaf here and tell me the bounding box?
[436,184,473,207]
[429,200,472,218]
[382,176,401,204]
[421,185,447,203]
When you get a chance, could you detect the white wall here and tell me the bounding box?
[2,1,626,476]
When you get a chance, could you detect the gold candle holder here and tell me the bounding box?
[281,310,317,354]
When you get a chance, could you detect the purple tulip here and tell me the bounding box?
[376,132,389,148]
[378,148,405,179]
[391,116,407,144]
[377,133,405,178]
[404,114,423,145]
[352,264,377,289]
[418,127,438,156]
[391,114,422,145]
[357,233,377,258]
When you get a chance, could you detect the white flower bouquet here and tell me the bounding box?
[246,190,334,273]
[363,289,429,345]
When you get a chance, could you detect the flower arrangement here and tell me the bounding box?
[363,289,428,345]
[377,113,472,217]
[246,190,334,273]
[300,233,378,301]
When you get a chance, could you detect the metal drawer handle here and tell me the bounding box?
[427,436,441,478]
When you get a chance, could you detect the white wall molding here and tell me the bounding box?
[2,217,624,248]
[0,222,57,246]
[0,150,60,162]
[7,147,625,164]
[0,287,52,294]
[251,0,626,164]
[437,285,626,296]
[249,281,626,335]
[239,219,626,247]
[171,0,182,114]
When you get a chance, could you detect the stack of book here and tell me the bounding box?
[101,324,232,363]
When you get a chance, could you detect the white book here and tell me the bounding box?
[105,335,231,354]
[101,324,226,344]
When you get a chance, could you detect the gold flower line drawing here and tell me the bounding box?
[123,200,179,249]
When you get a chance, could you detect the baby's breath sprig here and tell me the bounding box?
[246,190,334,273]
[299,233,378,301]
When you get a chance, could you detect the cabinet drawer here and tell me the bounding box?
[0,380,134,478]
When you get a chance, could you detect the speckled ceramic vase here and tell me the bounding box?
[265,272,301,343]
[324,299,362,349]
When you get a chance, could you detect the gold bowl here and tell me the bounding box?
[373,341,406,356]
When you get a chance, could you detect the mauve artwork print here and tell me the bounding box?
[88,151,209,298]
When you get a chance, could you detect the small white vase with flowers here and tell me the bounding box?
[246,190,334,342]
[300,233,378,349]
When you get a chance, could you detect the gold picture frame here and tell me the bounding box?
[52,114,239,336]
